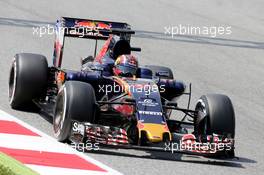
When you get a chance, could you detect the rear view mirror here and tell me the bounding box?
[156,71,170,78]
[131,47,141,52]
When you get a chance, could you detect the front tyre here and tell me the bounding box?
[194,94,235,157]
[53,81,96,142]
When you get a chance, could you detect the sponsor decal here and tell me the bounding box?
[72,122,85,135]
[138,111,162,116]
[75,21,112,30]
[138,99,159,107]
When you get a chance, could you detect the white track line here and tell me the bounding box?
[0,133,73,154]
[27,165,113,175]
[0,109,122,175]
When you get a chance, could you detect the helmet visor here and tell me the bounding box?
[116,65,137,76]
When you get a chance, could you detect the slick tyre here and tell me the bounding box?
[194,94,235,157]
[53,81,96,142]
[8,53,48,109]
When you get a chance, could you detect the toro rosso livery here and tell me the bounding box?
[8,17,236,158]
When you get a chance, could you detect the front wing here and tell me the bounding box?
[70,121,235,158]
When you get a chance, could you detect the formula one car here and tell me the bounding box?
[8,17,235,158]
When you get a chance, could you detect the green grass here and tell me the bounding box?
[0,152,39,175]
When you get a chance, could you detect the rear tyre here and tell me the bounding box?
[53,81,96,142]
[145,65,174,79]
[194,94,235,157]
[8,53,48,109]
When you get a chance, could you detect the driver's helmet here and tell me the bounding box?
[113,54,138,77]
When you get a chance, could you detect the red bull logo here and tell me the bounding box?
[75,20,112,30]
[97,22,112,30]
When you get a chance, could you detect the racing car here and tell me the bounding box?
[8,17,235,158]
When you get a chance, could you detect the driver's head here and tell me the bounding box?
[113,54,138,77]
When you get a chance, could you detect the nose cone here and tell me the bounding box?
[139,123,171,143]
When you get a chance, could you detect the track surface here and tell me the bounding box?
[0,0,264,174]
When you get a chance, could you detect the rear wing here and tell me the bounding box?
[61,17,132,39]
[53,17,133,67]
